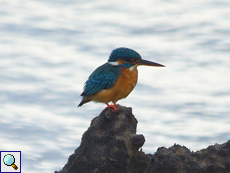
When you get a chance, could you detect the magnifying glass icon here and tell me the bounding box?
[3,154,18,170]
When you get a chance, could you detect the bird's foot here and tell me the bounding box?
[105,103,118,112]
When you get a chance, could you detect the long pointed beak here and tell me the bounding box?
[137,59,165,67]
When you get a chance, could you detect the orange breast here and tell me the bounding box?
[88,67,138,104]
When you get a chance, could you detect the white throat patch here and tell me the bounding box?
[129,65,138,71]
[108,62,119,66]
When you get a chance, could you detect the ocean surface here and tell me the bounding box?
[1,0,230,172]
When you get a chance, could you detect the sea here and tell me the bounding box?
[0,0,230,172]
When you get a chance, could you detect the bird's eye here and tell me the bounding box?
[130,58,137,62]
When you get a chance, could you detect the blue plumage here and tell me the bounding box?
[81,48,140,97]
[108,47,142,62]
[81,63,121,96]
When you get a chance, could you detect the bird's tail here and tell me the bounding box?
[78,96,91,107]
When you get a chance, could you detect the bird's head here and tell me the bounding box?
[108,47,165,70]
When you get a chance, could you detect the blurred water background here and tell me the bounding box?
[0,0,230,172]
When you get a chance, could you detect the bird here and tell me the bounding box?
[78,47,165,111]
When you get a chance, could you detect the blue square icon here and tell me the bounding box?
[0,151,21,173]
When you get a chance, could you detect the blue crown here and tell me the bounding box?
[108,47,142,62]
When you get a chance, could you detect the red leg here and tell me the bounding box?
[105,103,118,112]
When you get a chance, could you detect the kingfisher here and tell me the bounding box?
[78,47,165,111]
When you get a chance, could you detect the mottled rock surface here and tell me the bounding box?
[55,105,230,173]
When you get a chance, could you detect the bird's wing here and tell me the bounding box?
[81,63,121,96]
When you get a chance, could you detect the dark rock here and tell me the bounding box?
[55,105,230,173]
